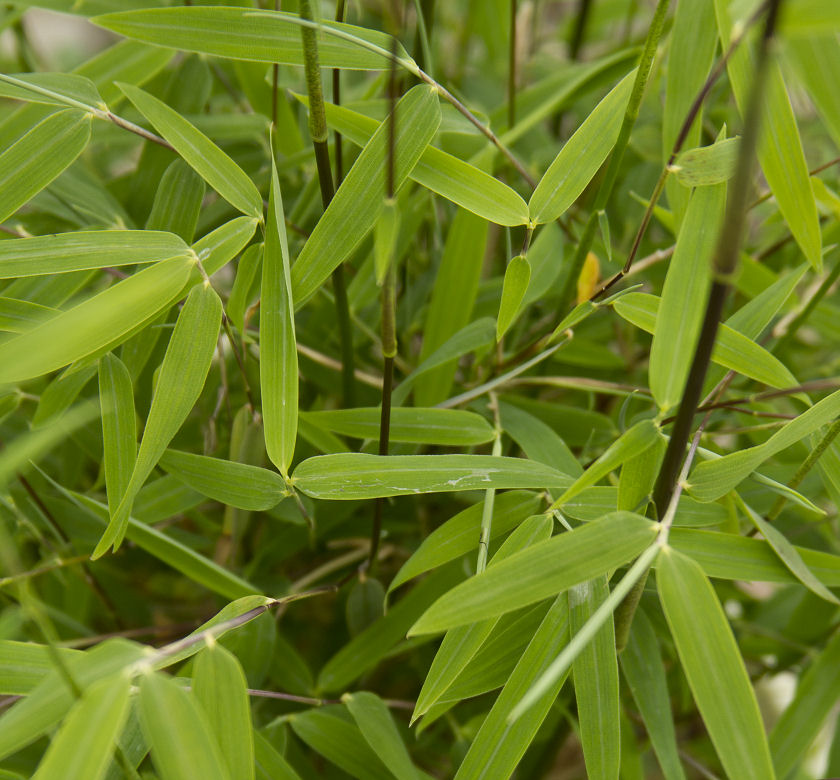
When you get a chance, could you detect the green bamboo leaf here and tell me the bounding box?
[553,419,661,506]
[620,610,686,780]
[139,672,230,780]
[672,136,739,187]
[414,515,552,720]
[32,675,130,780]
[496,255,531,341]
[374,198,399,283]
[740,500,839,605]
[343,692,420,780]
[0,109,91,224]
[146,160,205,243]
[770,627,840,777]
[0,297,56,333]
[0,230,190,278]
[290,706,392,780]
[0,641,82,695]
[498,401,582,476]
[94,7,411,70]
[227,244,262,334]
[193,643,255,780]
[158,449,288,511]
[569,575,621,780]
[32,364,96,428]
[785,36,840,149]
[311,97,529,225]
[658,548,775,779]
[779,0,840,37]
[650,177,726,410]
[301,408,495,446]
[670,527,840,586]
[78,39,173,107]
[528,71,634,224]
[0,639,146,762]
[715,0,821,269]
[392,318,495,407]
[613,292,798,391]
[292,454,572,500]
[389,490,542,592]
[318,565,464,692]
[118,83,262,219]
[0,255,193,386]
[0,73,103,109]
[454,594,570,780]
[291,85,441,306]
[414,210,488,405]
[255,732,303,780]
[98,354,136,517]
[261,150,297,476]
[689,388,840,502]
[94,282,222,557]
[410,512,657,634]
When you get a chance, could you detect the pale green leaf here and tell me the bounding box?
[98,354,136,517]
[193,643,255,780]
[374,198,399,283]
[255,732,302,780]
[292,454,572,500]
[0,641,82,696]
[528,71,634,224]
[657,548,775,780]
[291,85,441,306]
[261,149,297,476]
[496,255,531,341]
[779,0,840,37]
[0,72,103,109]
[672,136,739,187]
[94,282,222,556]
[410,512,657,634]
[118,82,263,219]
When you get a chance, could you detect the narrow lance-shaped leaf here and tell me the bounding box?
[0,109,91,224]
[343,692,420,780]
[94,6,411,70]
[94,282,222,557]
[496,254,531,341]
[528,70,634,224]
[410,512,657,634]
[689,387,840,502]
[672,136,739,187]
[650,174,726,410]
[139,672,231,780]
[118,82,263,220]
[292,453,572,500]
[0,72,103,109]
[657,547,775,780]
[98,354,136,517]
[291,85,441,305]
[193,643,255,780]
[0,230,191,278]
[261,149,297,476]
[0,256,194,386]
[32,676,130,780]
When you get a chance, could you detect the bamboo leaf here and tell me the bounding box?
[374,198,399,283]
[650,177,726,410]
[620,609,686,780]
[0,256,194,386]
[158,449,288,511]
[118,83,263,219]
[93,282,222,557]
[301,407,495,446]
[139,672,230,780]
[255,731,303,780]
[0,109,91,224]
[499,401,582,476]
[193,643,255,780]
[689,388,840,502]
[613,292,798,391]
[410,512,657,634]
[193,216,260,278]
[552,419,661,506]
[657,548,775,780]
[0,72,103,109]
[343,692,420,780]
[528,71,634,224]
[672,136,739,187]
[261,148,297,476]
[292,454,572,500]
[715,0,822,269]
[0,641,82,696]
[32,675,130,780]
[0,230,191,278]
[454,594,570,780]
[779,0,840,37]
[291,85,441,306]
[98,354,136,517]
[389,490,542,592]
[94,7,411,70]
[496,255,531,341]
